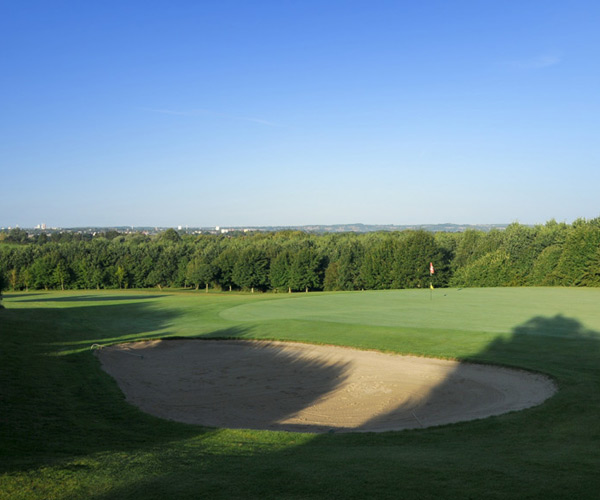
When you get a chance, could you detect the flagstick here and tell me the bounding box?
[429,262,434,301]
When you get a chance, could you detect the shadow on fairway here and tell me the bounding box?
[512,314,600,339]
[10,294,167,303]
[0,298,198,475]
[2,292,45,299]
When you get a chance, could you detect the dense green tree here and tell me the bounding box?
[232,248,269,292]
[581,246,600,286]
[270,250,293,292]
[499,223,539,285]
[20,267,32,291]
[323,261,340,291]
[29,256,54,290]
[289,246,324,292]
[160,228,182,243]
[359,235,399,289]
[34,233,49,245]
[452,230,484,270]
[186,256,216,291]
[73,258,103,289]
[393,231,446,289]
[6,228,29,244]
[0,270,5,307]
[115,265,127,289]
[8,268,18,291]
[53,260,69,291]
[554,223,600,285]
[451,250,512,287]
[3,218,600,292]
[147,245,181,289]
[335,240,364,290]
[529,245,563,286]
[215,249,238,292]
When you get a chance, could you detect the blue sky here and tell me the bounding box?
[2,1,599,228]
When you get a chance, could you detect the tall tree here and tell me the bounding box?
[186,256,216,292]
[554,222,600,285]
[270,250,293,292]
[115,265,127,289]
[289,246,323,292]
[335,240,364,290]
[323,261,340,291]
[53,260,69,291]
[232,248,269,292]
[0,270,5,307]
[215,249,238,292]
[359,235,399,289]
[393,230,446,288]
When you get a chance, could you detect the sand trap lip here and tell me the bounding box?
[96,339,556,433]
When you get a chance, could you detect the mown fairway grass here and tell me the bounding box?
[1,288,600,499]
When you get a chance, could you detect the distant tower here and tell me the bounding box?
[215,226,220,231]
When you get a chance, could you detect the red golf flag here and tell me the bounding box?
[430,262,435,275]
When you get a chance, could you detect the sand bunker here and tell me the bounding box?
[96,340,556,433]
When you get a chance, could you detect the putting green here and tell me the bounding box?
[220,288,600,336]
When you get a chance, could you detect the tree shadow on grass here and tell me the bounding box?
[10,294,168,303]
[0,299,191,475]
[2,292,45,299]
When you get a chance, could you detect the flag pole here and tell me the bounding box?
[429,262,434,301]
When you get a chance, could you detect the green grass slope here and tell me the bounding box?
[1,289,599,499]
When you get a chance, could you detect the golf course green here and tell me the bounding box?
[1,288,599,499]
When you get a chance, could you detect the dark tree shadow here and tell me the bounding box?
[2,293,45,299]
[512,314,598,339]
[0,299,191,475]
[11,294,167,303]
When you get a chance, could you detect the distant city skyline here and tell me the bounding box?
[2,1,599,228]
[0,221,566,234]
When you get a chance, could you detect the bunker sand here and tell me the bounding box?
[97,340,556,433]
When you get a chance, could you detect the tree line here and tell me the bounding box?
[1,218,599,293]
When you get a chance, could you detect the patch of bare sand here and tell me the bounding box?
[96,339,556,433]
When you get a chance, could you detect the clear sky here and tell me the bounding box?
[2,1,599,228]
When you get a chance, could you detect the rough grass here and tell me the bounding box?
[1,288,600,499]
